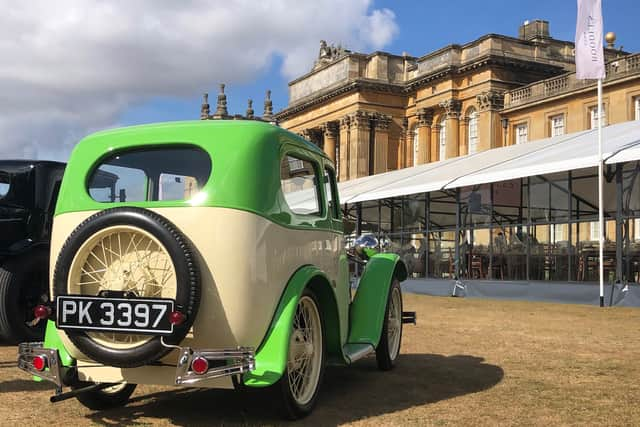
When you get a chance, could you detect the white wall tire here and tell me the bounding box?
[277,288,325,419]
[376,279,403,370]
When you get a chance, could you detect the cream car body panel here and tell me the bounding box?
[50,206,346,384]
[75,360,233,389]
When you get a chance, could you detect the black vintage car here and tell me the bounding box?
[0,160,65,343]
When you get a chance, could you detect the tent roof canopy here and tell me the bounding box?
[338,120,640,204]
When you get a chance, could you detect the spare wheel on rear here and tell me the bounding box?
[53,207,200,368]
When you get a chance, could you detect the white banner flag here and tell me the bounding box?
[575,0,605,79]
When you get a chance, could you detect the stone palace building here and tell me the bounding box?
[273,20,638,182]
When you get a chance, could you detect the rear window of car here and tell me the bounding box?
[87,146,211,203]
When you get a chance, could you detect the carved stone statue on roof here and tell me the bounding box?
[314,40,349,70]
[319,40,331,60]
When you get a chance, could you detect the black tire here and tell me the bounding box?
[53,207,200,368]
[0,252,49,344]
[74,382,137,410]
[376,279,403,371]
[275,288,325,420]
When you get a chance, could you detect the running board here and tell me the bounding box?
[342,343,375,364]
[402,311,417,325]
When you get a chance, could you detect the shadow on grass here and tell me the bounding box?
[86,353,503,426]
[0,379,53,393]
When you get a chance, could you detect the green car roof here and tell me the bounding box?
[55,120,338,230]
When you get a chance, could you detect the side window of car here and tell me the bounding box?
[159,174,200,201]
[324,167,340,219]
[280,155,322,216]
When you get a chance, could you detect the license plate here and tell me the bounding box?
[56,295,175,335]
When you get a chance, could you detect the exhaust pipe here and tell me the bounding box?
[50,382,123,403]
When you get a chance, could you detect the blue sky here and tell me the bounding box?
[119,0,639,127]
[0,1,637,160]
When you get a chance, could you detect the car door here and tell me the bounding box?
[323,165,350,343]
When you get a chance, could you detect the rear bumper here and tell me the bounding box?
[18,341,255,388]
[175,347,255,386]
[17,342,68,388]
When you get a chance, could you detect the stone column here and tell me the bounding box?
[459,117,469,156]
[431,126,439,162]
[439,99,462,160]
[349,111,371,179]
[398,117,409,169]
[322,122,338,164]
[400,118,409,169]
[416,108,434,164]
[339,116,351,181]
[373,113,391,174]
[476,91,504,150]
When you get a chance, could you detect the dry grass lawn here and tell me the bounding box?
[1,294,639,426]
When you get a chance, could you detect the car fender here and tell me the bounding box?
[242,265,332,388]
[43,320,74,366]
[347,253,407,347]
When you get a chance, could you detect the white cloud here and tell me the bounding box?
[0,0,398,160]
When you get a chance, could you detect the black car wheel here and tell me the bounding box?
[0,252,48,344]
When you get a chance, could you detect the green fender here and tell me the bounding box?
[43,320,74,366]
[347,253,407,347]
[242,265,329,388]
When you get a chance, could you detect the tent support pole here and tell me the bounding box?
[616,164,623,283]
[455,189,461,281]
[597,78,604,307]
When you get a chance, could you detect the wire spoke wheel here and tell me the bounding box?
[67,225,177,348]
[286,295,322,406]
[386,286,402,361]
[376,279,403,370]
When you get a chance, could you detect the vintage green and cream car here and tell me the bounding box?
[17,120,412,419]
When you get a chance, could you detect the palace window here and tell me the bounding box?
[590,221,600,241]
[590,104,607,129]
[468,109,479,154]
[515,123,528,144]
[439,118,446,160]
[634,97,640,121]
[635,218,640,241]
[550,114,565,137]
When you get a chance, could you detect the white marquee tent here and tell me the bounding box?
[337,119,640,204]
